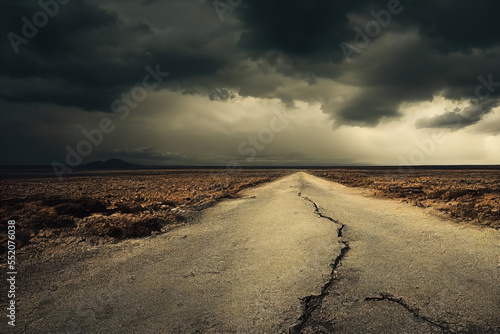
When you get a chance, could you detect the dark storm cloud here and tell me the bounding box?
[397,0,500,54]
[2,0,500,128]
[235,0,361,61]
[0,0,223,111]
[236,0,500,62]
[233,0,500,127]
[331,88,406,126]
[416,99,500,129]
[330,38,500,126]
[208,88,236,101]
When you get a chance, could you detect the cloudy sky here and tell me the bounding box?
[1,0,499,167]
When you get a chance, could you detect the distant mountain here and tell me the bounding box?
[81,158,143,170]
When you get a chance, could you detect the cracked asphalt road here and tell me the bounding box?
[297,173,500,334]
[16,172,500,333]
[18,172,342,333]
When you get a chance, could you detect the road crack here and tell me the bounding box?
[290,192,350,333]
[298,192,340,226]
[364,293,452,332]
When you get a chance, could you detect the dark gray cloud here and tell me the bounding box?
[3,0,500,124]
[1,0,500,165]
[416,99,500,129]
[235,0,361,60]
[328,38,500,126]
[232,0,500,126]
[0,0,223,111]
[235,0,500,61]
[208,88,236,102]
[398,0,500,54]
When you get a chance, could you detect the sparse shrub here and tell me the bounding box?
[104,218,163,239]
[161,200,176,207]
[108,227,124,239]
[114,202,143,214]
[48,197,107,218]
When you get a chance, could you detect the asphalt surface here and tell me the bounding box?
[295,173,500,334]
[15,172,500,333]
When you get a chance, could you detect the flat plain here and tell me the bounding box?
[7,171,499,333]
[1,168,498,256]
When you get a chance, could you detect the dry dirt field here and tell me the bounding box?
[1,168,498,255]
[0,169,291,255]
[311,168,500,229]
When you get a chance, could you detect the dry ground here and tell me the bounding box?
[14,172,500,333]
[1,168,498,255]
[310,169,500,229]
[0,169,290,254]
